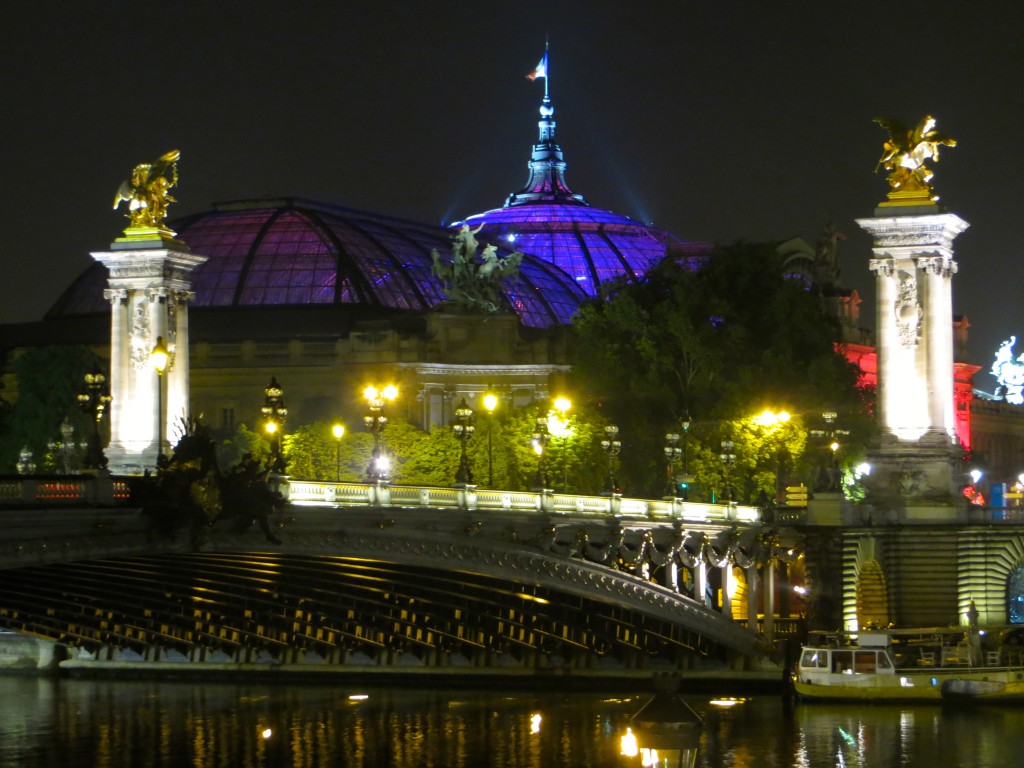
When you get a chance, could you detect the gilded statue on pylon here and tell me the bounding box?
[430,224,524,314]
[873,116,956,198]
[113,149,181,232]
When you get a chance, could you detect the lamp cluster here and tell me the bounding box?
[364,384,398,481]
[77,371,112,470]
[261,377,288,472]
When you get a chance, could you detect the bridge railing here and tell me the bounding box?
[285,479,762,523]
[0,474,132,506]
[0,473,761,523]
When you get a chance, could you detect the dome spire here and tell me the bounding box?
[507,44,586,208]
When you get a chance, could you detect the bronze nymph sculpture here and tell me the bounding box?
[874,116,956,198]
[113,149,181,232]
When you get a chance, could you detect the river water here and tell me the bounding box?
[0,677,1020,767]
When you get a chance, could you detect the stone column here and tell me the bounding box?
[103,288,129,458]
[857,204,969,521]
[719,563,732,619]
[693,561,707,608]
[746,565,760,633]
[92,239,206,474]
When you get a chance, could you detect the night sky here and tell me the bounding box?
[3,2,1022,391]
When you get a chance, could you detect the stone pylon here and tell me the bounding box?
[92,237,206,474]
[857,200,969,521]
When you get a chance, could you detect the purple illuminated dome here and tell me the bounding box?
[47,199,588,328]
[453,86,702,296]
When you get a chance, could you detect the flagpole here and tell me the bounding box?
[544,38,550,101]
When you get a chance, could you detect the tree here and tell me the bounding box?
[571,242,872,500]
[0,346,102,472]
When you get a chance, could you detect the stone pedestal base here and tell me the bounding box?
[862,442,966,523]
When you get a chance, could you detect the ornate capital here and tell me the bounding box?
[103,288,128,305]
[917,255,958,278]
[146,287,169,303]
[869,258,895,278]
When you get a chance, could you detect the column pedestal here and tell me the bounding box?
[92,236,206,474]
[857,204,969,521]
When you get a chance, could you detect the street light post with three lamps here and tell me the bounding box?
[601,424,621,495]
[261,377,288,474]
[452,398,476,485]
[719,439,736,502]
[77,372,113,471]
[364,384,398,482]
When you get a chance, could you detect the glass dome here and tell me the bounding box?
[47,199,590,328]
[456,202,695,296]
[453,89,702,297]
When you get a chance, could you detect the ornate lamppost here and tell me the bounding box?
[77,371,112,470]
[48,418,76,474]
[809,409,849,492]
[150,336,169,460]
[719,439,736,502]
[550,396,573,491]
[364,384,397,482]
[261,377,288,473]
[531,416,551,491]
[680,413,693,499]
[482,391,498,487]
[452,398,475,485]
[754,408,791,501]
[601,424,621,495]
[664,431,682,498]
[331,423,345,481]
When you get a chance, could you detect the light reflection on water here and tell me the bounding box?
[0,677,1022,767]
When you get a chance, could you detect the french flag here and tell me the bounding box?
[526,51,548,81]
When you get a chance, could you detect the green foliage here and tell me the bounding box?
[0,346,102,472]
[570,242,873,500]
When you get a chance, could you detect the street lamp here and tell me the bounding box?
[531,416,551,491]
[601,424,621,495]
[549,397,572,491]
[77,371,112,470]
[48,418,76,474]
[482,391,498,487]
[809,409,849,491]
[452,397,475,485]
[754,408,791,500]
[150,336,170,460]
[261,377,288,473]
[681,413,693,500]
[331,423,345,481]
[719,439,736,502]
[364,384,398,482]
[664,431,682,497]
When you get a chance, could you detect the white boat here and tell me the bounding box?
[793,629,1023,702]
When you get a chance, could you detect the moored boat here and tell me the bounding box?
[793,629,1023,702]
[941,675,1024,702]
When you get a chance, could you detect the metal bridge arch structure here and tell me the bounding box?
[0,476,780,674]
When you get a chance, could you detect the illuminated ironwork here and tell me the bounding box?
[364,385,397,482]
[261,377,288,472]
[719,440,736,502]
[77,372,112,470]
[531,416,551,491]
[452,398,476,485]
[48,418,76,474]
[601,424,621,495]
